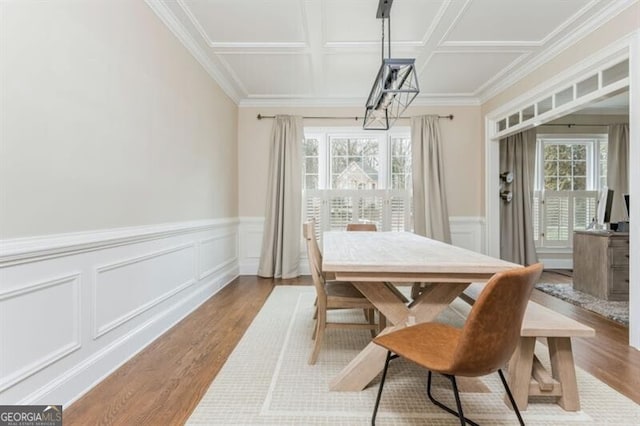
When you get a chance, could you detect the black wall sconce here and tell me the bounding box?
[500,171,514,184]
[500,190,513,203]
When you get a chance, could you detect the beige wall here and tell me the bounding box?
[478,4,639,213]
[238,105,482,218]
[0,1,238,239]
[538,114,629,135]
[482,3,640,115]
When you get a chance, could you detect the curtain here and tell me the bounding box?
[411,115,451,242]
[410,115,450,299]
[607,123,630,222]
[499,129,538,265]
[257,115,303,279]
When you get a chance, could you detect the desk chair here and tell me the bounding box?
[372,263,543,425]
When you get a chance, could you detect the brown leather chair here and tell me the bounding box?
[372,263,543,425]
[304,221,381,365]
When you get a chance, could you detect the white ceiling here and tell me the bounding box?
[148,0,631,106]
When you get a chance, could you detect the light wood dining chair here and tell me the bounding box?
[372,263,543,425]
[346,223,378,232]
[304,221,382,365]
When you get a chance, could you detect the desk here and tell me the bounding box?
[322,231,519,391]
[573,230,629,301]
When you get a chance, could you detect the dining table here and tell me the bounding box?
[322,231,520,391]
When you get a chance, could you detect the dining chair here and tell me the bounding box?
[345,223,409,306]
[371,263,543,425]
[304,221,382,365]
[346,223,378,231]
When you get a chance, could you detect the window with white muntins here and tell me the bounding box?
[533,135,608,248]
[303,128,412,241]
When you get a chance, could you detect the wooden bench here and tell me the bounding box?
[460,283,595,411]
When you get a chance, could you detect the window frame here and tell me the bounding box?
[304,127,411,191]
[533,134,608,249]
[303,127,412,235]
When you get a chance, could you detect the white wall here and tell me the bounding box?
[0,220,238,406]
[0,0,240,405]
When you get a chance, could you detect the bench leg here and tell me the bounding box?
[548,337,580,411]
[507,336,536,411]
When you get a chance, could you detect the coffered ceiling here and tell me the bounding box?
[146,0,631,106]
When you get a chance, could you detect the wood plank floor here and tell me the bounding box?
[64,273,639,425]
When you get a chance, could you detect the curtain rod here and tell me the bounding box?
[256,113,454,121]
[540,123,611,128]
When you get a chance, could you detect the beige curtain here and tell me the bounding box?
[607,124,630,222]
[499,129,538,265]
[257,115,303,279]
[411,115,451,242]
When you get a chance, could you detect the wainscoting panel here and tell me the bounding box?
[0,274,81,393]
[0,219,239,406]
[239,217,265,275]
[449,217,486,254]
[238,216,486,275]
[199,233,238,280]
[94,243,197,338]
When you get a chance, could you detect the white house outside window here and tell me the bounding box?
[533,135,607,248]
[303,128,412,240]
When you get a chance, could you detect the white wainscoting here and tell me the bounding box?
[239,216,486,275]
[0,218,239,406]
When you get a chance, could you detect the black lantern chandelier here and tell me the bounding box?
[363,0,419,130]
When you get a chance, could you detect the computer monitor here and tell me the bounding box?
[624,193,630,218]
[596,188,614,225]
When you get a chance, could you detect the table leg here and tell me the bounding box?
[411,282,470,323]
[330,282,469,391]
[351,282,410,325]
[507,336,536,411]
[548,337,580,411]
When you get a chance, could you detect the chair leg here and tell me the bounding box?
[369,309,376,338]
[311,316,317,340]
[498,369,525,426]
[372,351,393,426]
[378,312,387,334]
[450,376,466,426]
[426,372,479,426]
[309,307,326,365]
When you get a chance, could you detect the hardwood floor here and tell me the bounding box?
[64,273,639,425]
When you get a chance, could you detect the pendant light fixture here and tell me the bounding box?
[363,0,419,130]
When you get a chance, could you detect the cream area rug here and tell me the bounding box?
[188,287,640,425]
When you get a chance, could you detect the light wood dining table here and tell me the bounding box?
[322,231,520,391]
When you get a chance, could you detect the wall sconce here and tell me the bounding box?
[500,190,513,203]
[500,171,514,184]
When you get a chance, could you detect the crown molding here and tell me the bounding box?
[486,36,632,120]
[238,95,481,108]
[478,0,639,104]
[144,0,242,104]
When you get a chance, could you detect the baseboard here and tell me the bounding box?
[0,219,240,406]
[539,258,574,269]
[238,216,486,276]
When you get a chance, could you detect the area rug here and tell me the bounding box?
[188,287,639,425]
[535,283,629,326]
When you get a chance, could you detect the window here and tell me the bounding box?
[303,128,412,238]
[533,135,607,248]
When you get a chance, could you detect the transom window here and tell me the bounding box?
[303,128,412,236]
